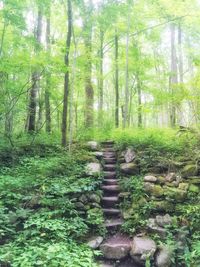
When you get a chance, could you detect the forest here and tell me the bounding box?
[0,0,200,266]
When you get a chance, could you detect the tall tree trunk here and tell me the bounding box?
[115,30,119,128]
[98,29,104,125]
[170,24,178,127]
[27,9,42,132]
[45,8,51,133]
[123,2,130,128]
[137,75,142,127]
[83,2,94,128]
[61,0,72,147]
[178,23,184,125]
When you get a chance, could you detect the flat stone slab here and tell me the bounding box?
[100,234,131,260]
[104,218,124,228]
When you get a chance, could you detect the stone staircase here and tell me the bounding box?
[99,141,133,267]
[101,141,123,231]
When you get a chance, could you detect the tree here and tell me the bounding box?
[61,0,72,147]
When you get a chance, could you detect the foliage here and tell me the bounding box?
[0,145,101,266]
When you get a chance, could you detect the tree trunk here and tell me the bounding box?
[170,24,178,127]
[61,0,72,147]
[98,29,104,125]
[45,8,51,133]
[123,2,130,128]
[137,75,142,127]
[27,9,42,132]
[115,30,119,128]
[83,3,94,128]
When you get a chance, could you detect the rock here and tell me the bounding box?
[75,202,85,210]
[156,214,172,227]
[165,173,176,182]
[188,184,199,193]
[120,162,139,175]
[86,162,101,176]
[93,151,104,159]
[147,218,167,237]
[157,176,166,185]
[87,141,99,151]
[144,183,164,197]
[155,246,173,267]
[100,234,131,260]
[79,195,88,204]
[87,236,103,249]
[182,164,198,178]
[88,193,101,203]
[178,183,189,191]
[187,176,200,184]
[122,148,136,163]
[152,201,174,212]
[163,187,187,202]
[144,175,157,183]
[130,236,156,263]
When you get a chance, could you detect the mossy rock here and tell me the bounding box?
[187,177,200,185]
[189,184,199,193]
[163,187,187,202]
[152,200,174,212]
[144,183,164,197]
[181,164,198,178]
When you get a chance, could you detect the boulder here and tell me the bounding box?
[147,218,167,238]
[182,164,198,178]
[130,236,156,263]
[87,236,103,249]
[155,246,173,267]
[163,187,187,202]
[152,201,174,212]
[79,194,88,204]
[86,162,101,176]
[156,214,172,227]
[188,184,199,193]
[165,173,176,182]
[178,183,189,191]
[187,176,200,185]
[87,141,99,151]
[144,175,157,183]
[120,162,139,175]
[122,148,136,163]
[157,176,166,185]
[144,183,164,197]
[88,193,101,203]
[100,234,131,260]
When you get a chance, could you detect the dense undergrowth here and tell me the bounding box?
[0,144,103,267]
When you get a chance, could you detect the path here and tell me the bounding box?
[99,141,137,267]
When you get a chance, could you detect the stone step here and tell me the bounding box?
[104,164,116,171]
[100,233,131,260]
[104,218,124,229]
[103,148,115,152]
[103,179,118,185]
[104,158,116,164]
[102,196,119,207]
[103,152,116,158]
[101,185,119,192]
[104,171,116,179]
[103,208,121,215]
[101,141,115,146]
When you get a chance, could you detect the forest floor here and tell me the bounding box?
[0,128,199,266]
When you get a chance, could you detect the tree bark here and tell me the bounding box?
[83,2,94,128]
[98,29,104,124]
[137,75,142,127]
[170,23,178,127]
[115,31,119,128]
[61,0,72,147]
[27,9,42,132]
[123,2,130,128]
[45,8,51,133]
